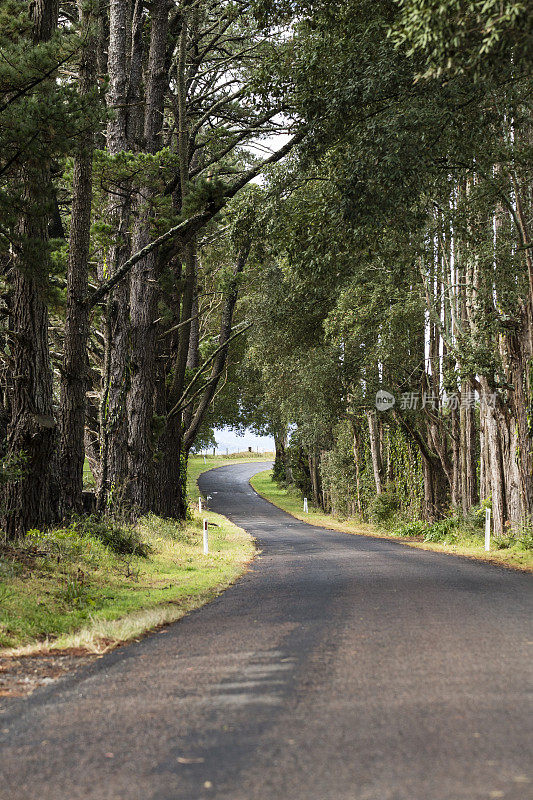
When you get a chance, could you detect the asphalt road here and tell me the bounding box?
[1,462,532,800]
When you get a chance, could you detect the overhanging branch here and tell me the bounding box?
[88,131,305,308]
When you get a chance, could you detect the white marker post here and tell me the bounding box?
[203,519,209,554]
[198,497,202,513]
[203,455,206,464]
[303,497,308,513]
[485,507,491,551]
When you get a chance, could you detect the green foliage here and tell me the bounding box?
[393,519,429,538]
[368,488,400,528]
[320,422,359,517]
[423,517,460,543]
[28,516,151,558]
[59,577,93,609]
[492,524,533,551]
[0,450,27,485]
[0,2,102,251]
[392,0,533,79]
[181,178,226,217]
[464,499,492,530]
[0,509,255,650]
[272,453,287,484]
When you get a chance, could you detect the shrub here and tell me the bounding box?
[423,517,460,543]
[393,520,428,538]
[73,515,152,557]
[368,488,400,528]
[464,499,492,531]
[516,528,533,551]
[28,516,152,558]
[493,523,533,551]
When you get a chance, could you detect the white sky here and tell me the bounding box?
[213,426,275,454]
[208,132,292,454]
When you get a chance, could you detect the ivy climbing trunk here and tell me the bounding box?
[459,378,478,515]
[366,410,383,495]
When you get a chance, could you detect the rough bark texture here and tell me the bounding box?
[99,0,133,509]
[366,410,383,495]
[126,0,169,512]
[351,421,363,515]
[479,377,507,535]
[460,378,478,515]
[2,0,59,538]
[450,403,461,508]
[3,264,56,537]
[58,0,98,518]
[507,313,533,521]
[156,418,187,519]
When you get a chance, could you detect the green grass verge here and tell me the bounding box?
[0,512,254,654]
[0,454,271,655]
[250,470,533,572]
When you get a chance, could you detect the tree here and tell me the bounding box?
[59,0,101,517]
[1,0,74,536]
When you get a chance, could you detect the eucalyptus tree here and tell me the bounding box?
[246,0,533,531]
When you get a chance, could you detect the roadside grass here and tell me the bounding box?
[0,512,254,654]
[250,470,533,572]
[0,455,267,655]
[250,471,375,536]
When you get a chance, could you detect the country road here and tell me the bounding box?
[0,462,532,800]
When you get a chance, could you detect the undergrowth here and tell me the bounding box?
[0,510,254,651]
[392,508,533,552]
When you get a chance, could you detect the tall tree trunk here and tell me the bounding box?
[422,455,448,522]
[508,318,533,521]
[479,405,491,503]
[98,0,133,510]
[450,402,461,508]
[126,0,169,512]
[479,377,507,536]
[2,0,59,538]
[394,411,448,521]
[308,450,322,508]
[150,10,191,517]
[351,419,362,515]
[366,410,383,495]
[59,0,98,518]
[274,430,287,481]
[156,418,187,519]
[460,378,478,515]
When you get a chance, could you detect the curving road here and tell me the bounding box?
[0,462,532,800]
